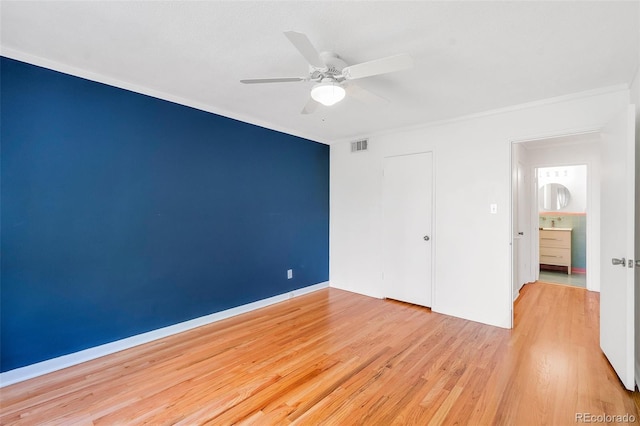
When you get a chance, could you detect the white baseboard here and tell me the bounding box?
[0,281,329,387]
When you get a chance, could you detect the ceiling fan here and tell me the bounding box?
[240,31,413,114]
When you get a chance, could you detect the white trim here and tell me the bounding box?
[509,139,515,327]
[0,281,329,387]
[0,48,330,145]
[332,85,629,145]
[2,48,627,149]
[510,128,601,145]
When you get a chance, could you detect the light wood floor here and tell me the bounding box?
[1,282,638,425]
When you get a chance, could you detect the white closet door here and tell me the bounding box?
[382,152,433,307]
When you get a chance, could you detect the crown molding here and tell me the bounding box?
[0,47,330,145]
[331,84,630,145]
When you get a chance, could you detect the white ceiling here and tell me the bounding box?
[1,1,638,144]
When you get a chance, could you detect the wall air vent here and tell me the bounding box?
[350,139,368,153]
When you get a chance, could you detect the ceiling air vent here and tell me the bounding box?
[350,139,368,153]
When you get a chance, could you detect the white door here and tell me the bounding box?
[600,104,635,390]
[513,159,530,297]
[382,152,433,307]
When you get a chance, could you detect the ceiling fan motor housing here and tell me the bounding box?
[313,52,348,82]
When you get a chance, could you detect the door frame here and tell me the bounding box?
[508,127,601,327]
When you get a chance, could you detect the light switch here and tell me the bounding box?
[490,204,498,214]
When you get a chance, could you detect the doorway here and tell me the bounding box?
[510,107,636,391]
[537,165,588,288]
[511,132,602,299]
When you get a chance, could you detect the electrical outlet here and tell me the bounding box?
[287,269,293,279]
[490,203,498,214]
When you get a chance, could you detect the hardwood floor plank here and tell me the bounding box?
[1,283,638,425]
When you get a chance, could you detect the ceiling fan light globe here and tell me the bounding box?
[311,82,346,106]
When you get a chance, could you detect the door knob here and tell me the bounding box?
[611,257,626,266]
[636,260,640,268]
[423,235,430,241]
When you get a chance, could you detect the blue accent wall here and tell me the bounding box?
[0,57,329,372]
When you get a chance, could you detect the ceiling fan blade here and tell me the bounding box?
[240,77,306,84]
[301,97,319,115]
[342,53,413,80]
[347,84,389,106]
[284,31,326,69]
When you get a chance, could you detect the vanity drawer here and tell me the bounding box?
[539,230,571,248]
[539,247,571,266]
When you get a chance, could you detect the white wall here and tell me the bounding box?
[330,88,629,329]
[526,138,601,291]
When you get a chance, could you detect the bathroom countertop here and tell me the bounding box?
[540,227,572,231]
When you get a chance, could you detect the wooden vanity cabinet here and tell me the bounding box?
[539,229,572,274]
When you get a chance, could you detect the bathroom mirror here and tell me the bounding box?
[539,183,571,211]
